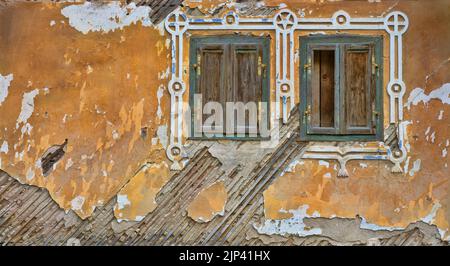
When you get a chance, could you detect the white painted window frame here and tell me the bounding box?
[164,9,409,175]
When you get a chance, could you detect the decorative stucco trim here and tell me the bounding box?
[164,9,409,175]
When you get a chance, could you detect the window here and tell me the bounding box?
[299,35,383,141]
[189,35,270,139]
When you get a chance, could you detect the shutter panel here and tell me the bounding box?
[231,44,262,134]
[342,44,375,134]
[198,44,227,134]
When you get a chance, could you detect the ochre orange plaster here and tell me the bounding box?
[187,180,228,223]
[0,2,171,219]
[114,161,170,221]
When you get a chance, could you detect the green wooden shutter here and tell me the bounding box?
[198,44,227,134]
[189,35,270,140]
[299,35,383,141]
[341,44,375,134]
[231,43,263,134]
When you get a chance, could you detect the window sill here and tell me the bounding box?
[298,133,383,142]
[188,135,271,141]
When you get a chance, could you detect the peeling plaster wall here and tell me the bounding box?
[0,0,449,244]
[0,1,172,219]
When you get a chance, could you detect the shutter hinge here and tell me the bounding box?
[372,54,378,75]
[303,104,311,124]
[258,56,267,77]
[304,57,312,70]
[193,54,201,76]
[373,110,379,127]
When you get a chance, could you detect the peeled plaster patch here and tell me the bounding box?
[187,180,228,223]
[360,202,443,232]
[257,201,444,240]
[408,159,421,177]
[26,167,35,181]
[61,2,153,34]
[70,196,85,211]
[114,162,170,222]
[406,83,450,109]
[281,159,304,176]
[16,89,39,133]
[254,205,322,237]
[116,194,131,210]
[207,141,272,176]
[152,125,168,148]
[0,73,13,105]
[156,85,164,120]
[0,141,8,154]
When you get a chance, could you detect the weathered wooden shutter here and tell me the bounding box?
[342,44,375,134]
[197,44,227,133]
[307,45,338,134]
[300,35,382,141]
[190,35,270,138]
[231,44,263,134]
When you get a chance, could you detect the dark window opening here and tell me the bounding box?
[313,49,335,129]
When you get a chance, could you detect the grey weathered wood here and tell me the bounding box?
[343,44,374,134]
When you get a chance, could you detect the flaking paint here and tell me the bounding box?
[0,0,448,243]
